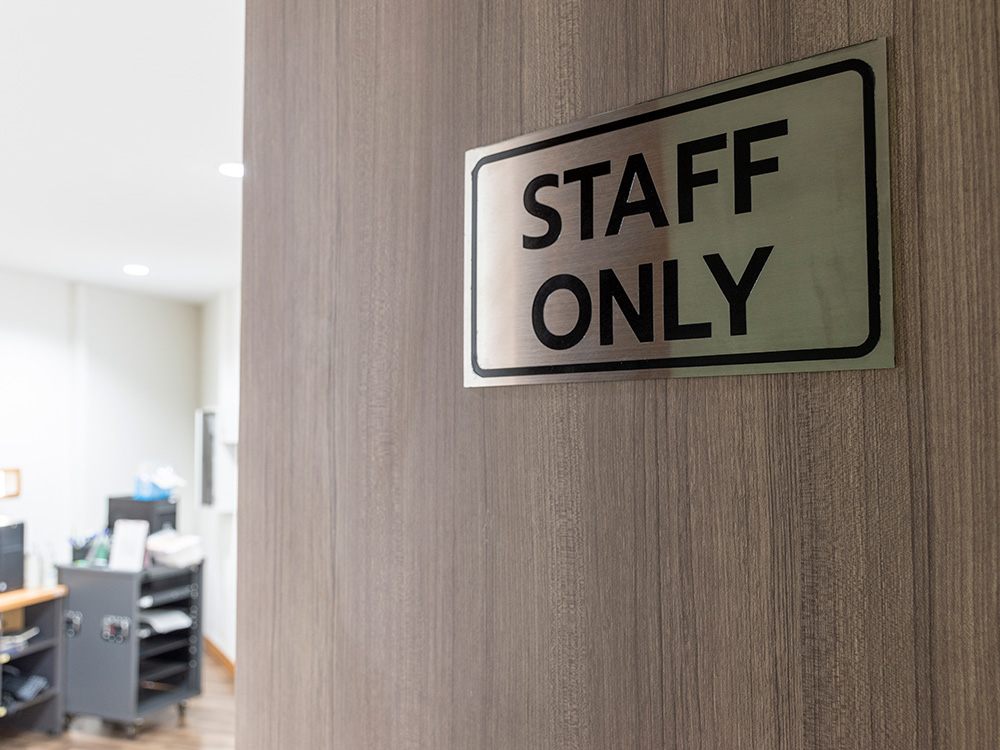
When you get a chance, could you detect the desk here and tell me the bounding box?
[0,586,67,614]
[0,585,66,734]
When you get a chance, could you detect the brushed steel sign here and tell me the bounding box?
[464,39,893,387]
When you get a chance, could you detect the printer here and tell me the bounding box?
[0,520,24,593]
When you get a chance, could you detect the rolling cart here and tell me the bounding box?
[57,563,202,738]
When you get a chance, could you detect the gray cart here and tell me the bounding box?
[57,563,202,738]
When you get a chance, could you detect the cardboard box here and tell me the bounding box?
[0,607,25,634]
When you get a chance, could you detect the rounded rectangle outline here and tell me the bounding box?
[469,58,881,378]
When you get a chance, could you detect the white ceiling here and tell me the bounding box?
[0,1,245,302]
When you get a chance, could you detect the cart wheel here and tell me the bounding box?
[178,701,188,724]
[124,722,138,740]
[62,714,74,731]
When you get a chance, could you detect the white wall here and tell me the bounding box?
[192,287,240,662]
[0,271,74,570]
[75,284,200,537]
[0,267,199,579]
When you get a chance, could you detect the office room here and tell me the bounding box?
[0,2,242,746]
[2,0,1000,749]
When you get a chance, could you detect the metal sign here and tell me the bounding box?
[464,39,893,387]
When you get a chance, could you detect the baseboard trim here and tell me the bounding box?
[204,636,236,679]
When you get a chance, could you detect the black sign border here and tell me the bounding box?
[470,58,881,378]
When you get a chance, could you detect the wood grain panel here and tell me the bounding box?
[238,0,1000,747]
[916,0,1000,746]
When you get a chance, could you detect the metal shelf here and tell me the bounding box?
[0,588,64,734]
[138,585,193,610]
[139,660,190,683]
[0,687,58,719]
[141,566,198,585]
[140,636,192,659]
[0,637,59,665]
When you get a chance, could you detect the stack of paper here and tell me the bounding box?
[0,626,40,657]
[139,609,192,635]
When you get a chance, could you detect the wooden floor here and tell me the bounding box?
[0,655,234,749]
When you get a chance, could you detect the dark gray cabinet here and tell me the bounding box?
[107,497,178,535]
[57,564,202,736]
[0,588,65,736]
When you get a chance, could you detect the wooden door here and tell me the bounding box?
[237,1,999,747]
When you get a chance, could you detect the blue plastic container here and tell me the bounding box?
[133,477,171,501]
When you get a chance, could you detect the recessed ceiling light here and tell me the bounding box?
[123,264,150,277]
[218,162,245,178]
